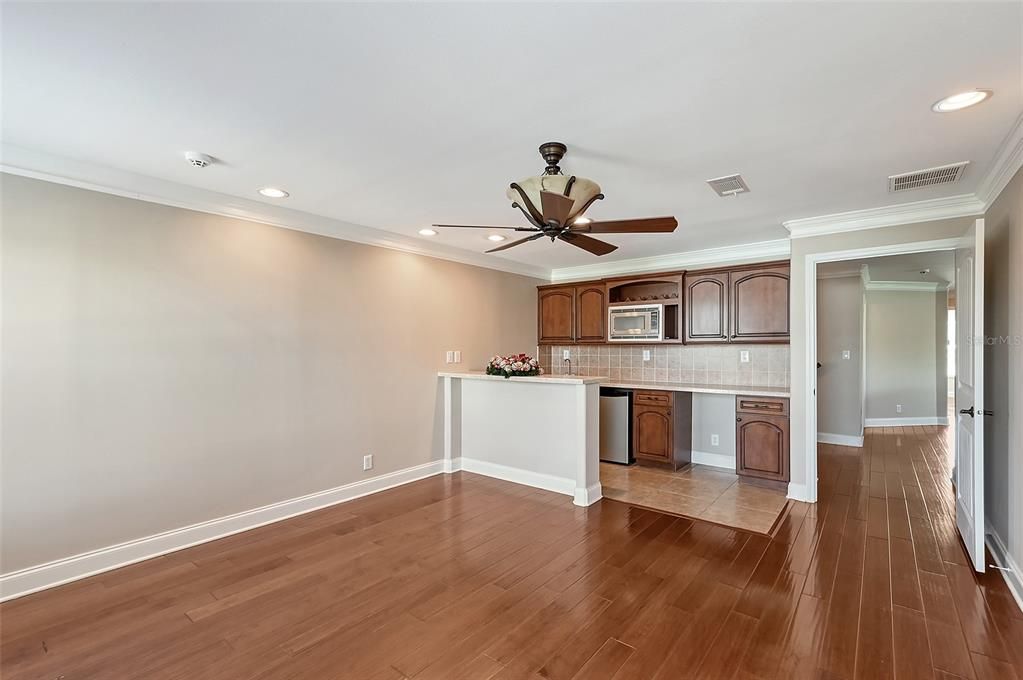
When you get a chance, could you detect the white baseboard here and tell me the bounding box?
[0,460,446,602]
[787,482,811,502]
[986,526,1023,613]
[817,432,865,447]
[451,457,576,498]
[691,450,736,471]
[573,482,603,507]
[864,416,949,427]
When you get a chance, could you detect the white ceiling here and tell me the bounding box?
[3,2,1021,270]
[820,251,955,285]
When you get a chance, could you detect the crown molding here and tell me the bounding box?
[548,238,791,283]
[0,145,551,281]
[976,111,1023,207]
[783,193,985,239]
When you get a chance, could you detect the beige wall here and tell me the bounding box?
[0,174,542,573]
[983,166,1022,577]
[817,276,863,438]
[789,216,975,496]
[864,290,945,421]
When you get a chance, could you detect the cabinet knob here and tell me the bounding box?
[736,417,742,422]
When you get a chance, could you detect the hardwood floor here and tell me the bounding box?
[600,462,789,534]
[2,424,1021,679]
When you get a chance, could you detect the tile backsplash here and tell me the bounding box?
[538,344,790,388]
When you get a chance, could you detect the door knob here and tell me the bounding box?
[959,406,974,417]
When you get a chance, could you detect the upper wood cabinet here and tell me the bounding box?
[537,286,575,344]
[683,262,789,344]
[575,284,606,343]
[730,265,790,343]
[683,272,729,343]
[538,261,789,346]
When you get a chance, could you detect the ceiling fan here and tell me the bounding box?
[433,142,678,256]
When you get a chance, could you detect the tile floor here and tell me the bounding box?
[600,462,789,534]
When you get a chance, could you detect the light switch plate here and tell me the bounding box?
[643,350,651,361]
[842,350,851,360]
[739,350,750,363]
[453,350,461,363]
[445,351,454,364]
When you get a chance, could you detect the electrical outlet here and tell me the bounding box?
[842,350,851,360]
[563,349,571,360]
[711,434,720,447]
[453,350,461,363]
[363,454,373,471]
[643,350,651,362]
[896,404,902,414]
[739,350,750,363]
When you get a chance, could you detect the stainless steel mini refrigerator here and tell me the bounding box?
[599,387,631,464]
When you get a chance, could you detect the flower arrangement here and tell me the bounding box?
[486,353,543,379]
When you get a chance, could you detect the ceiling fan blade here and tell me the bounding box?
[539,191,574,226]
[572,217,678,234]
[485,232,546,253]
[433,224,537,231]
[557,232,618,256]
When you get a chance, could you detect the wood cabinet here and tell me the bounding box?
[538,286,575,344]
[683,262,790,344]
[730,265,790,343]
[633,390,692,470]
[538,261,789,346]
[683,271,729,343]
[735,396,789,483]
[575,284,606,343]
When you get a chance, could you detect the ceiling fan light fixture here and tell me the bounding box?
[418,228,437,236]
[487,234,506,242]
[573,217,591,225]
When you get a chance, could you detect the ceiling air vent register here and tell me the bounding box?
[706,174,750,197]
[887,161,969,193]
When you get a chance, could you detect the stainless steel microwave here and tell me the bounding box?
[608,304,663,342]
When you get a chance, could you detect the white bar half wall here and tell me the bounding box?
[440,372,603,505]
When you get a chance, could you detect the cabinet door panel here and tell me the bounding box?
[538,287,575,344]
[736,414,789,481]
[575,285,606,343]
[730,266,790,342]
[684,272,729,343]
[634,406,672,461]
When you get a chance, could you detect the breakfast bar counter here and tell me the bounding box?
[438,371,606,506]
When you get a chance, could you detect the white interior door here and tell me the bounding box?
[954,218,985,572]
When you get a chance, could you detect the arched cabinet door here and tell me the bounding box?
[634,406,673,462]
[736,414,789,481]
[730,266,790,343]
[683,272,729,343]
[575,284,606,342]
[538,286,575,344]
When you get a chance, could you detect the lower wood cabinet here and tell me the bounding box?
[735,396,789,483]
[633,390,692,471]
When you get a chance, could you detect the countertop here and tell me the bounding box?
[439,371,789,397]
[600,379,789,398]
[437,371,604,385]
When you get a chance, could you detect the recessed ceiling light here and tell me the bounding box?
[418,228,437,236]
[573,217,591,225]
[258,187,289,198]
[931,90,992,113]
[487,234,506,242]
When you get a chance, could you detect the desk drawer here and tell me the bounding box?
[634,390,672,407]
[736,396,789,416]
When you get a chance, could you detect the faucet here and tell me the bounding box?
[563,357,572,375]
